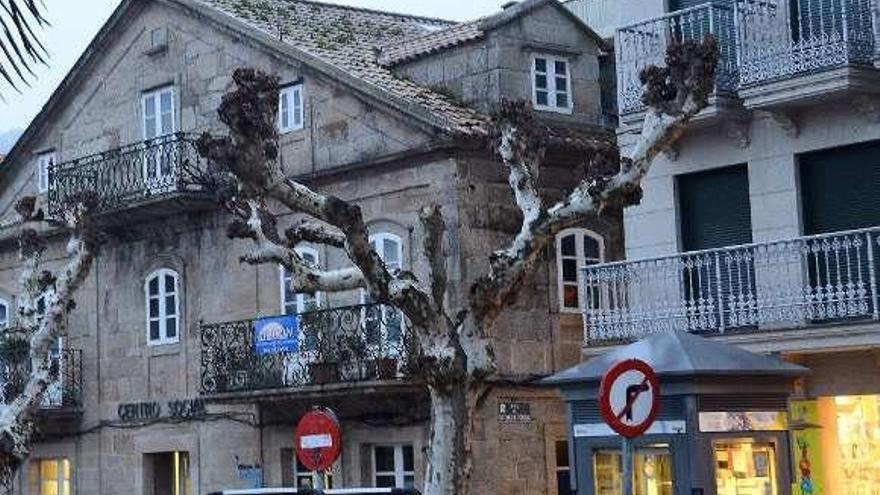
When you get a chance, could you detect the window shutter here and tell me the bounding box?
[678,164,752,251]
[800,140,880,235]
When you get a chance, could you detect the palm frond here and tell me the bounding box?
[0,0,49,94]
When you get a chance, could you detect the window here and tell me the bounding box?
[533,55,572,113]
[145,269,180,345]
[145,452,191,495]
[280,247,320,315]
[29,457,71,495]
[279,83,304,133]
[373,445,415,489]
[555,440,571,495]
[557,228,605,312]
[142,86,175,140]
[363,233,404,349]
[0,298,8,329]
[36,152,56,193]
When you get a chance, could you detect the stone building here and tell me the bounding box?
[568,0,880,493]
[0,0,619,493]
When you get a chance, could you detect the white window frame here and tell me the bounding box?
[33,456,72,495]
[362,233,405,352]
[36,151,56,194]
[556,228,605,313]
[278,83,305,133]
[372,444,415,489]
[145,268,181,346]
[532,54,573,114]
[280,246,321,315]
[142,86,176,141]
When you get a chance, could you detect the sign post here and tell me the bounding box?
[598,359,660,495]
[294,407,342,492]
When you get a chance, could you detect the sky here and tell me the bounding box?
[0,0,507,139]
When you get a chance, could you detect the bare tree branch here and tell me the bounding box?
[420,205,447,312]
[284,220,346,249]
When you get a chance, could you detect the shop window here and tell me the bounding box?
[556,228,605,312]
[714,440,778,495]
[28,457,71,495]
[555,440,571,495]
[834,395,880,494]
[145,268,181,345]
[594,445,673,495]
[145,451,190,495]
[373,444,415,488]
[280,247,321,315]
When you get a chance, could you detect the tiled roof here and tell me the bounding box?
[378,20,484,67]
[198,0,490,136]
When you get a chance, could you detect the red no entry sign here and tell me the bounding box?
[295,408,342,472]
[599,359,660,438]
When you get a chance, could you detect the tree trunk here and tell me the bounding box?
[424,383,471,495]
[0,456,16,495]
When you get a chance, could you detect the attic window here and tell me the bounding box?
[145,27,168,56]
[279,83,304,133]
[532,54,573,114]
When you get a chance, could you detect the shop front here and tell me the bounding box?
[543,331,808,495]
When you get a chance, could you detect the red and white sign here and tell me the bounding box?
[295,408,342,472]
[598,359,660,438]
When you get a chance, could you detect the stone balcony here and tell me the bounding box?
[582,227,880,350]
[47,133,213,223]
[199,304,420,401]
[616,0,880,122]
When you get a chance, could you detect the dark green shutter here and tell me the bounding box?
[800,140,880,235]
[678,164,753,251]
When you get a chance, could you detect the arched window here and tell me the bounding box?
[363,233,404,350]
[145,268,181,345]
[556,228,605,312]
[280,247,321,314]
[0,298,8,329]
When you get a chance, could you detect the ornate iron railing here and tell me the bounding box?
[736,0,875,86]
[583,227,880,344]
[0,347,83,410]
[615,3,739,115]
[47,133,211,216]
[200,304,417,395]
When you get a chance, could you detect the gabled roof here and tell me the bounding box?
[197,0,489,135]
[541,331,809,386]
[378,0,608,66]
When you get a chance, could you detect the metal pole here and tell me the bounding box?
[315,471,325,493]
[622,437,633,495]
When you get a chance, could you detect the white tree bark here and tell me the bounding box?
[0,197,99,494]
[199,40,718,495]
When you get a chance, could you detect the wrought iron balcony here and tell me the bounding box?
[737,0,875,87]
[583,227,880,344]
[47,133,211,217]
[615,2,739,115]
[615,0,877,116]
[200,304,416,396]
[0,346,83,410]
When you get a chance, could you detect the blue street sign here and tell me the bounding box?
[253,315,300,356]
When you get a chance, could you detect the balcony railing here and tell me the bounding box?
[583,227,880,344]
[616,2,739,114]
[47,133,210,216]
[736,0,876,86]
[615,0,877,115]
[200,304,416,396]
[0,347,83,410]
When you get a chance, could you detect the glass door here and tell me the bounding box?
[713,439,778,495]
[594,445,673,495]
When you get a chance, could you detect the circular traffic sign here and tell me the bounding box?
[295,408,342,472]
[598,359,660,438]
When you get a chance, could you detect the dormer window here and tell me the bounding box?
[532,55,572,114]
[279,83,304,133]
